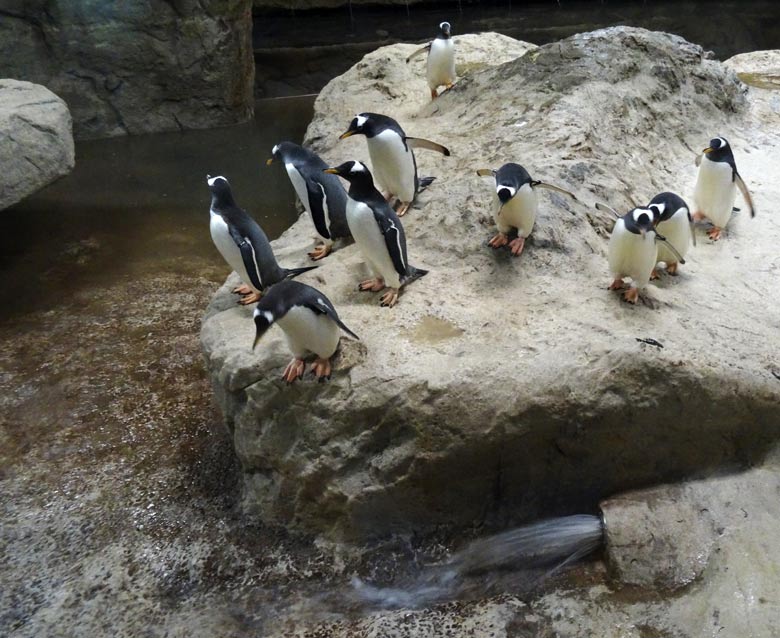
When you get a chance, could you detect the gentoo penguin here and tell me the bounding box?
[476,163,579,256]
[252,280,359,384]
[267,141,351,261]
[207,175,317,304]
[647,191,695,277]
[693,136,755,240]
[324,160,427,307]
[406,21,456,100]
[607,206,685,304]
[339,113,450,217]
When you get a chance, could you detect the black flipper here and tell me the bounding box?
[418,176,436,192]
[284,265,319,280]
[734,173,756,217]
[305,296,360,341]
[406,45,431,63]
[306,179,331,239]
[401,266,428,288]
[228,224,265,291]
[371,209,409,279]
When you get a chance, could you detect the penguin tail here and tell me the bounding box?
[284,265,319,280]
[402,266,429,288]
[418,176,436,192]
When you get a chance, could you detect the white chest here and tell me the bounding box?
[496,184,538,236]
[427,38,455,87]
[346,197,401,288]
[277,306,341,359]
[608,219,658,287]
[209,211,257,291]
[656,208,692,263]
[694,156,736,226]
[368,130,416,201]
[285,163,310,213]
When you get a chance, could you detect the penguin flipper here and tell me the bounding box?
[695,153,702,167]
[418,176,436,192]
[373,209,408,278]
[532,181,579,201]
[307,297,360,341]
[405,137,451,156]
[401,266,428,288]
[284,265,319,280]
[228,226,265,291]
[406,44,431,63]
[655,235,686,265]
[306,180,332,239]
[595,202,620,217]
[734,173,756,217]
[687,210,697,247]
[476,169,496,177]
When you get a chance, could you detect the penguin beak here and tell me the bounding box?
[339,130,355,140]
[266,158,274,165]
[323,168,340,175]
[702,147,714,154]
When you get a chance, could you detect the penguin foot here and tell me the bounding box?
[488,232,509,249]
[692,211,706,222]
[397,201,412,217]
[233,284,253,295]
[623,288,640,304]
[508,236,526,257]
[666,262,679,276]
[707,226,722,241]
[650,269,661,280]
[310,357,332,382]
[308,243,332,261]
[608,278,626,291]
[359,277,385,292]
[237,291,262,305]
[282,358,306,384]
[380,288,399,308]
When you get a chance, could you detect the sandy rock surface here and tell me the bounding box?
[202,29,780,544]
[0,80,74,210]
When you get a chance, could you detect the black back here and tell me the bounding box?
[495,163,533,203]
[705,136,738,177]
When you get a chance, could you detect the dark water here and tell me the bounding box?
[254,0,780,96]
[0,95,314,320]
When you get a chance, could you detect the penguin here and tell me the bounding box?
[339,113,450,217]
[267,141,351,261]
[607,206,686,304]
[207,175,317,304]
[323,160,428,308]
[252,280,359,384]
[647,191,695,277]
[476,163,579,257]
[693,136,755,241]
[406,21,456,100]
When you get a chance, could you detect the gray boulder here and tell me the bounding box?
[0,79,74,210]
[0,1,255,139]
[202,28,780,543]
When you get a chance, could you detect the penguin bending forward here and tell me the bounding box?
[476,163,579,257]
[207,175,317,304]
[406,21,456,100]
[647,191,695,277]
[324,160,428,308]
[693,137,755,241]
[339,113,450,217]
[267,142,351,260]
[252,280,359,384]
[607,206,686,304]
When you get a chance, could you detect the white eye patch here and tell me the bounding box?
[440,21,450,29]
[632,208,651,223]
[350,161,367,173]
[649,203,665,218]
[272,144,279,155]
[497,185,517,197]
[355,115,368,128]
[717,137,727,149]
[207,175,225,186]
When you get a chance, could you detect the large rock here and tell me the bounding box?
[201,28,780,543]
[0,1,254,139]
[0,80,74,210]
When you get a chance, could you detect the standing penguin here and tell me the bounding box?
[607,206,686,304]
[267,141,351,261]
[476,163,579,257]
[693,136,755,241]
[323,160,427,307]
[339,113,450,217]
[207,175,317,304]
[647,191,695,276]
[406,21,456,100]
[253,280,359,384]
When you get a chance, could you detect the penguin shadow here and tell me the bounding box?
[332,337,368,374]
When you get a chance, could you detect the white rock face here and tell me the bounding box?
[0,80,75,211]
[201,29,780,544]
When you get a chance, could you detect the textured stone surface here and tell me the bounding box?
[202,29,780,543]
[0,0,254,139]
[725,49,780,89]
[0,80,74,210]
